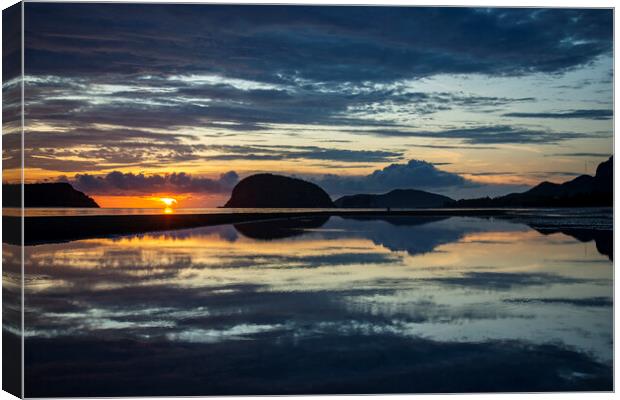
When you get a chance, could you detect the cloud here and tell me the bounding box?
[2,4,21,82]
[305,159,531,199]
[21,6,612,134]
[503,109,612,120]
[458,170,581,178]
[356,125,587,144]
[5,127,208,172]
[547,152,612,157]
[409,144,499,150]
[24,6,612,82]
[15,126,403,173]
[70,171,239,195]
[21,74,537,135]
[205,145,401,163]
[310,159,468,195]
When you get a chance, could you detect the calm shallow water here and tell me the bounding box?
[12,212,613,395]
[6,207,383,217]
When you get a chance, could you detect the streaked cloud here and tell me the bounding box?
[353,125,588,144]
[503,109,612,120]
[547,152,612,157]
[205,145,401,163]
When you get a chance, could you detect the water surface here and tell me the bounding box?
[19,212,613,395]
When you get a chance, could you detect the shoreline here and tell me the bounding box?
[4,209,516,246]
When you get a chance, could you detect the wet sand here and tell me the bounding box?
[4,209,512,245]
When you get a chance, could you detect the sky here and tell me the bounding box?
[3,4,613,207]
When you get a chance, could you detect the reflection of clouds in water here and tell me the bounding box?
[3,244,22,335]
[27,284,538,341]
[503,297,612,307]
[23,215,612,395]
[421,271,592,290]
[328,216,529,256]
[166,324,288,344]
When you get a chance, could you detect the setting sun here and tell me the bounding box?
[159,197,177,207]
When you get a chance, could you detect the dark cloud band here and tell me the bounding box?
[25,5,612,82]
[69,171,239,195]
[503,109,612,120]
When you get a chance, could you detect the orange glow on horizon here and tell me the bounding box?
[91,193,229,208]
[92,195,181,209]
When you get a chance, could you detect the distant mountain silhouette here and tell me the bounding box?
[3,183,99,208]
[224,174,335,208]
[335,189,453,208]
[450,156,613,208]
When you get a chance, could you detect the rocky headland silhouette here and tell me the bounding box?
[223,173,334,208]
[3,182,99,208]
[450,156,612,208]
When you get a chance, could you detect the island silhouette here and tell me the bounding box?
[223,173,334,208]
[335,189,453,208]
[3,182,99,208]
